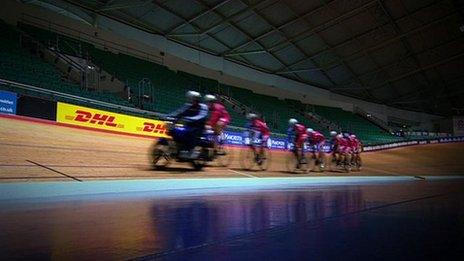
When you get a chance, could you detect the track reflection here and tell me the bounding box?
[0,180,462,260]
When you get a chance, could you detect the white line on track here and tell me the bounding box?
[227,169,258,178]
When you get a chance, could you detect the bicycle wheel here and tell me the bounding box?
[316,153,326,172]
[216,145,233,167]
[258,148,271,171]
[328,154,340,172]
[285,152,298,173]
[285,152,310,173]
[239,147,256,170]
[305,155,316,173]
[343,154,352,173]
[354,155,362,171]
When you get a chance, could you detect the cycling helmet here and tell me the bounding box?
[330,131,338,137]
[350,134,356,139]
[186,90,201,102]
[307,128,314,133]
[247,113,258,120]
[288,118,298,126]
[203,94,216,102]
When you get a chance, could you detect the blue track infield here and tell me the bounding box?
[0,176,463,201]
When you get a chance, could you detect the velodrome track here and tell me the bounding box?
[1,116,463,182]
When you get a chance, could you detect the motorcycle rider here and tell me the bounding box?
[167,90,209,159]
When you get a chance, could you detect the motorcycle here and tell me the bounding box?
[150,118,216,171]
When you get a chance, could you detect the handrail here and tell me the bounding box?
[286,100,341,131]
[220,95,250,112]
[1,79,291,136]
[19,29,86,74]
[0,79,161,117]
[354,106,391,132]
[19,14,163,65]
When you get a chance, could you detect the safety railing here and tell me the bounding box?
[19,14,164,65]
[354,106,392,133]
[0,79,160,117]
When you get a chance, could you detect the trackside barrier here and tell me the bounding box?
[363,137,464,152]
[0,90,17,114]
[7,100,463,152]
[56,102,169,138]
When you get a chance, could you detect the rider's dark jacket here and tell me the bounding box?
[169,102,208,128]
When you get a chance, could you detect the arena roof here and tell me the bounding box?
[23,0,464,116]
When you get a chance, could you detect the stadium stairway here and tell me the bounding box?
[312,105,404,145]
[0,20,133,108]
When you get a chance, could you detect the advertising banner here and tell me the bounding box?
[55,102,464,152]
[221,131,333,152]
[56,102,169,138]
[0,90,17,115]
[221,131,288,150]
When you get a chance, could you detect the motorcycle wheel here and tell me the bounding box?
[151,141,171,169]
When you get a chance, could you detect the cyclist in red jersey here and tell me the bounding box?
[348,134,359,153]
[336,134,349,153]
[307,128,326,167]
[336,133,350,161]
[287,119,308,166]
[204,94,231,150]
[306,129,326,152]
[349,134,362,165]
[244,113,270,163]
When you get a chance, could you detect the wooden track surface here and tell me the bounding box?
[1,117,463,182]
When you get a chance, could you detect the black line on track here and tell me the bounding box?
[134,192,449,260]
[0,163,150,168]
[362,166,427,180]
[25,160,82,182]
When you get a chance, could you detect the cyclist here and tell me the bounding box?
[287,118,308,167]
[244,113,270,164]
[203,94,231,152]
[349,134,362,165]
[306,128,326,168]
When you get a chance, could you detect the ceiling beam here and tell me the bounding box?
[152,0,235,52]
[166,0,233,34]
[61,0,165,34]
[225,0,377,55]
[98,1,152,12]
[368,52,464,91]
[385,74,464,105]
[274,0,442,73]
[192,0,302,79]
[280,8,457,73]
[376,0,435,105]
[316,0,380,100]
[169,0,279,37]
[236,0,338,87]
[321,11,458,73]
[343,34,463,86]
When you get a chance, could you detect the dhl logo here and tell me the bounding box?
[137,122,167,134]
[65,110,124,128]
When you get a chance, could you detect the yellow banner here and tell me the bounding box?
[56,102,169,138]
